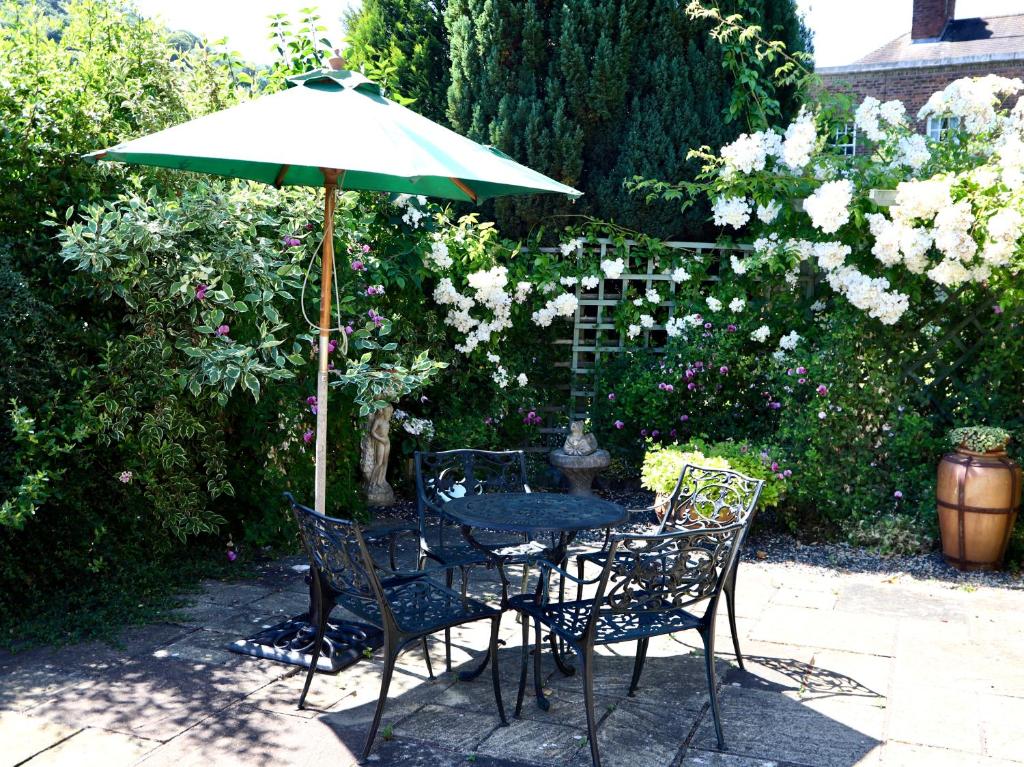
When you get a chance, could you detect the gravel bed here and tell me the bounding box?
[371,487,1023,591]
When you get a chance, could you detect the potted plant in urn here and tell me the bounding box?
[937,426,1021,571]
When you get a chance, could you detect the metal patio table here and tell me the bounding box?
[442,492,627,709]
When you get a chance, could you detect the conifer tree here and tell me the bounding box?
[343,0,450,124]
[446,0,810,239]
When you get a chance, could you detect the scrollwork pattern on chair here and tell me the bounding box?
[293,510,376,600]
[602,528,738,615]
[417,450,528,514]
[668,466,763,530]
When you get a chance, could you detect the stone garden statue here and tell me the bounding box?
[360,403,395,506]
[563,420,599,456]
[550,420,610,496]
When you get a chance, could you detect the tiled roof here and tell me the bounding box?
[854,13,1024,67]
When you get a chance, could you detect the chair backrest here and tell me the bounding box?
[657,463,765,534]
[589,523,746,638]
[414,449,529,526]
[285,493,386,608]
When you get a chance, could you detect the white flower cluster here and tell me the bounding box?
[601,257,626,279]
[813,241,850,271]
[428,236,452,269]
[781,108,818,171]
[581,275,600,290]
[750,325,770,343]
[918,75,1024,134]
[486,352,509,388]
[778,330,801,351]
[854,96,907,141]
[558,237,585,256]
[865,213,932,272]
[706,296,722,312]
[432,267,514,354]
[531,291,578,327]
[645,288,660,304]
[804,180,853,234]
[720,130,782,174]
[893,134,930,170]
[729,296,745,313]
[627,324,641,339]
[730,254,749,274]
[395,194,428,227]
[665,316,686,337]
[982,208,1023,267]
[402,417,435,439]
[825,266,909,325]
[756,200,781,223]
[670,266,691,282]
[712,196,751,229]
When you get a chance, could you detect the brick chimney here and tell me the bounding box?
[912,0,956,41]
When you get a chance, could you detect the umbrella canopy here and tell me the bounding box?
[85,68,580,203]
[86,66,580,515]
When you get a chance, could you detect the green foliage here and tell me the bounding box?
[343,0,449,120]
[641,445,729,495]
[445,0,809,239]
[948,426,1013,453]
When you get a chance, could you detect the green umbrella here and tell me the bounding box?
[86,64,580,514]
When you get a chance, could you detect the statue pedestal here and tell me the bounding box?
[365,481,395,507]
[549,448,611,496]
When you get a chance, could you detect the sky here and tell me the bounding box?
[134,0,1024,68]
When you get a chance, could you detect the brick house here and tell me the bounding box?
[817,0,1024,152]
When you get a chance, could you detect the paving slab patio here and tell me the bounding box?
[2,537,1022,767]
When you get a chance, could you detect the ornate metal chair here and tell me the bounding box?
[511,521,747,767]
[414,449,533,670]
[285,493,507,760]
[576,463,764,671]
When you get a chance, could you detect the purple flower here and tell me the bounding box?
[362,244,371,253]
[787,368,794,376]
[783,469,792,477]
[796,366,807,375]
[327,339,338,354]
[640,429,648,437]
[658,382,667,390]
[305,222,314,231]
[818,411,827,420]
[283,236,301,247]
[670,429,677,437]
[216,324,230,336]
[351,260,365,271]
[420,395,428,403]
[302,429,314,444]
[776,472,784,480]
[816,384,828,396]
[727,324,737,332]
[798,377,806,384]
[770,461,779,471]
[195,284,208,301]
[484,417,494,425]
[769,401,781,410]
[703,322,712,330]
[366,286,379,296]
[894,490,903,499]
[344,325,354,335]
[368,309,384,327]
[226,549,238,562]
[608,393,616,401]
[679,414,689,422]
[994,304,1004,314]
[685,369,695,379]
[719,365,729,375]
[687,382,696,391]
[306,396,318,406]
[614,420,624,429]
[651,430,660,438]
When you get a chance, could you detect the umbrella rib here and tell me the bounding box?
[273,164,290,188]
[450,177,478,203]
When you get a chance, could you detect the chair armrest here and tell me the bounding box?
[537,558,604,586]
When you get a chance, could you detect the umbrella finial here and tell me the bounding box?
[328,48,345,71]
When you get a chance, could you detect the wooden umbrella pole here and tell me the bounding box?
[314,171,339,515]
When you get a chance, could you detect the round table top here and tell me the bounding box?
[442,492,627,534]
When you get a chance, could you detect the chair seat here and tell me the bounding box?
[424,535,541,568]
[339,578,499,636]
[362,519,417,540]
[509,593,701,646]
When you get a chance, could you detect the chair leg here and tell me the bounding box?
[421,636,434,679]
[515,610,530,717]
[575,558,585,603]
[362,636,398,761]
[628,637,649,697]
[298,589,329,710]
[388,533,399,571]
[700,627,726,750]
[532,617,547,711]
[444,567,454,673]
[724,570,744,670]
[489,615,508,725]
[581,645,602,767]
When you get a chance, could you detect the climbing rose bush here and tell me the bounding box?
[683,75,1024,325]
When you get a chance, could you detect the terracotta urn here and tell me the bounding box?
[936,444,1020,571]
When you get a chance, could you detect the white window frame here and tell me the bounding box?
[927,115,960,141]
[832,122,857,156]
